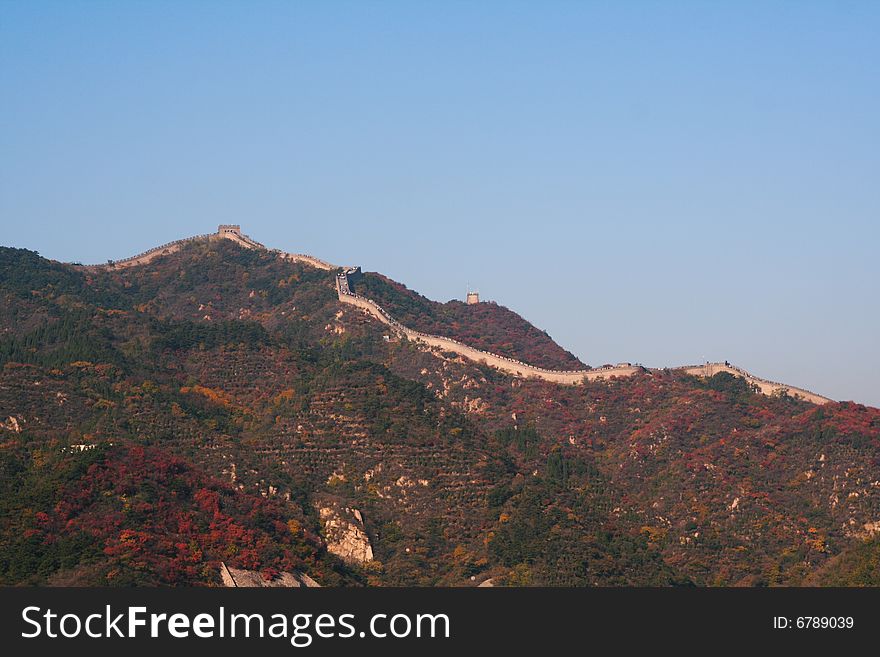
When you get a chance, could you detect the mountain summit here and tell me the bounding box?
[78,225,833,401]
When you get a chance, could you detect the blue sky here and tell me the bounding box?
[1,1,878,405]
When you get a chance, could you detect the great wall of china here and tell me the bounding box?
[80,224,337,272]
[75,226,833,405]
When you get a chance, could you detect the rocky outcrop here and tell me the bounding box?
[316,499,374,565]
[219,562,320,587]
[1,416,22,433]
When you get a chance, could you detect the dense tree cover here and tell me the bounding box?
[151,318,272,351]
[806,538,880,586]
[0,310,125,369]
[486,430,683,585]
[353,273,585,370]
[0,442,350,585]
[1,240,878,587]
[0,247,129,308]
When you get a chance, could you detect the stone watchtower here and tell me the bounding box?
[466,291,480,305]
[218,224,241,236]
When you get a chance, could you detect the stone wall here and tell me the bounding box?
[219,562,320,587]
[335,272,640,384]
[274,250,336,271]
[79,233,218,270]
[674,363,832,405]
[70,227,833,404]
[77,225,273,270]
[335,269,832,403]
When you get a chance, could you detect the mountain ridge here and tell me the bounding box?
[2,231,879,586]
[70,224,833,404]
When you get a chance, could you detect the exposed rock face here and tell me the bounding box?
[861,520,880,537]
[219,562,320,588]
[316,500,374,565]
[2,416,22,433]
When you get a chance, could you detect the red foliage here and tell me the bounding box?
[36,445,328,585]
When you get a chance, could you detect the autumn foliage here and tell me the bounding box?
[4,445,343,586]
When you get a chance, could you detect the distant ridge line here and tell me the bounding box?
[69,226,833,405]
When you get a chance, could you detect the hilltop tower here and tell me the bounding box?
[218,224,241,236]
[466,291,480,305]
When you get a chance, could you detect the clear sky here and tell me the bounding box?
[1,2,878,405]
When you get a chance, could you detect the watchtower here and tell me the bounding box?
[218,224,242,235]
[466,291,480,305]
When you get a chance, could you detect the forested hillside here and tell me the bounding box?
[352,272,586,370]
[1,241,878,586]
